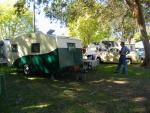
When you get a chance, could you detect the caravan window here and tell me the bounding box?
[11,44,18,52]
[67,43,76,51]
[31,43,40,53]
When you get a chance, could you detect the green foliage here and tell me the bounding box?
[133,32,141,42]
[141,0,150,23]
[67,1,112,46]
[0,3,33,39]
[14,0,26,16]
[77,16,98,46]
[68,15,110,46]
[14,0,150,44]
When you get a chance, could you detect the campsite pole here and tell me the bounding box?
[33,0,36,32]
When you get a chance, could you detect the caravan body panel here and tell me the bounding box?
[7,32,82,74]
[56,36,82,68]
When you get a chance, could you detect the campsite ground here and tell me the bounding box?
[0,64,150,113]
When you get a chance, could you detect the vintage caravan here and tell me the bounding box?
[0,32,83,75]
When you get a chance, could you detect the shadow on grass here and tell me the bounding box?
[0,64,150,113]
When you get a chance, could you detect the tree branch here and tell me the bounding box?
[125,0,135,11]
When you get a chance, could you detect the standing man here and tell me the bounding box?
[115,42,130,74]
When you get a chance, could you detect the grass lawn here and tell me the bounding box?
[0,64,150,113]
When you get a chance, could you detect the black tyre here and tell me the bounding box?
[96,57,101,64]
[23,64,30,75]
[126,59,132,65]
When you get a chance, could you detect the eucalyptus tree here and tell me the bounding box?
[112,10,137,43]
[66,0,111,46]
[71,16,98,46]
[125,0,150,66]
[0,3,33,39]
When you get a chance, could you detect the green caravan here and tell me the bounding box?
[1,32,83,75]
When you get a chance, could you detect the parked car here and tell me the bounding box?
[85,47,141,65]
[135,48,145,61]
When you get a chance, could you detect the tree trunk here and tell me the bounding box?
[126,0,150,67]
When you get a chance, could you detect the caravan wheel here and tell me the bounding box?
[23,64,30,75]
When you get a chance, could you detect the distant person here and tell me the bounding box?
[115,42,130,74]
